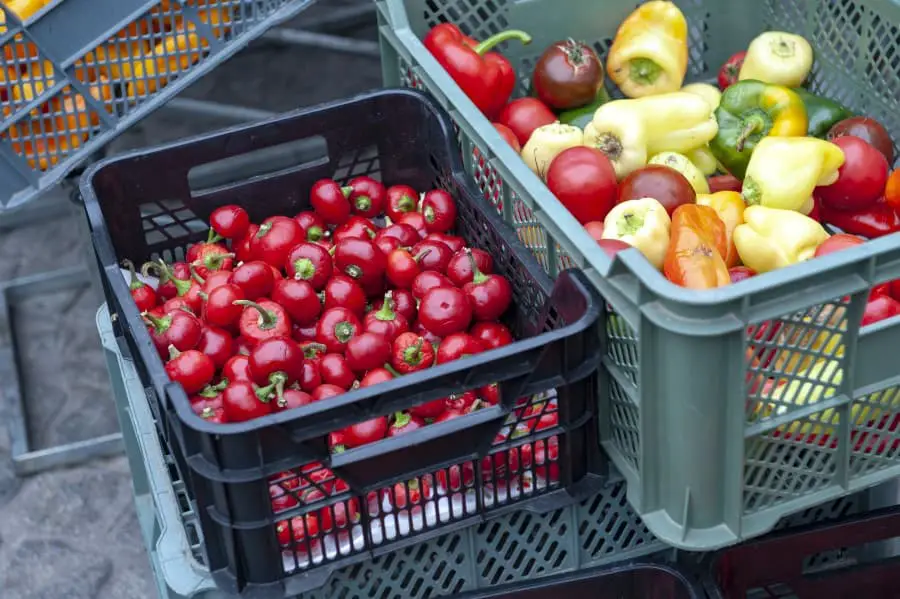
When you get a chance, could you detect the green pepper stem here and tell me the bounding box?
[122,259,142,290]
[334,321,356,343]
[167,344,181,360]
[190,264,205,285]
[375,291,397,321]
[302,342,328,358]
[341,186,353,198]
[735,119,763,152]
[404,339,424,365]
[256,222,273,239]
[206,228,224,243]
[233,300,277,329]
[393,411,411,429]
[143,312,169,332]
[474,29,532,55]
[383,363,401,377]
[154,259,192,296]
[466,249,489,285]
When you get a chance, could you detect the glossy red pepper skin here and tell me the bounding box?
[196,326,234,369]
[235,299,292,346]
[390,332,436,374]
[423,24,532,120]
[820,196,900,239]
[248,337,306,388]
[166,348,215,395]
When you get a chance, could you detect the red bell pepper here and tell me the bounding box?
[819,196,900,239]
[423,23,532,120]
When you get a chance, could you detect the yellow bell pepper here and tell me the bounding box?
[733,205,829,274]
[739,31,814,88]
[681,83,721,111]
[649,152,709,194]
[585,92,718,179]
[696,191,746,267]
[521,123,584,178]
[686,146,718,176]
[741,137,844,212]
[606,0,688,98]
[601,198,671,270]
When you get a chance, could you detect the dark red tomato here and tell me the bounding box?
[310,178,352,225]
[497,97,557,147]
[385,185,419,222]
[360,367,394,388]
[372,289,417,323]
[532,39,603,110]
[333,238,386,285]
[345,332,392,374]
[411,270,455,301]
[425,232,466,254]
[332,215,378,244]
[166,349,215,395]
[470,322,514,349]
[436,333,486,364]
[420,189,457,234]
[276,389,313,412]
[201,283,243,329]
[312,384,345,402]
[546,147,618,224]
[418,286,473,337]
[445,248,494,287]
[229,261,274,300]
[618,165,696,217]
[347,176,386,218]
[209,205,250,240]
[234,224,260,263]
[828,116,895,164]
[323,275,367,316]
[398,212,428,239]
[337,416,389,449]
[492,123,521,152]
[271,279,321,327]
[196,326,233,369]
[376,223,419,248]
[816,136,889,211]
[294,210,328,244]
[285,242,332,291]
[319,353,357,390]
[315,307,362,354]
[708,174,742,194]
[412,239,453,273]
[252,216,302,269]
[222,381,273,422]
[728,266,756,284]
[717,50,746,91]
[223,354,253,382]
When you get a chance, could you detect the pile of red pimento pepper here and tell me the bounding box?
[124,177,560,546]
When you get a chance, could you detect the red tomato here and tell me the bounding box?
[708,174,742,194]
[496,98,557,147]
[816,136,889,211]
[493,123,521,152]
[717,50,746,91]
[546,147,618,224]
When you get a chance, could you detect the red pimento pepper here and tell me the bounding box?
[294,210,328,244]
[386,247,430,289]
[376,222,419,247]
[398,212,428,239]
[319,353,357,390]
[445,248,494,287]
[470,321,514,349]
[201,283,245,329]
[199,269,234,293]
[166,346,215,394]
[333,237,386,286]
[411,240,452,273]
[820,196,900,239]
[385,185,419,222]
[345,332,392,374]
[285,242,333,291]
[409,397,448,420]
[252,216,303,269]
[423,24,532,120]
[426,232,466,254]
[322,275,367,316]
[315,307,362,354]
[373,289,417,323]
[161,297,195,315]
[276,388,314,412]
[346,176,386,218]
[143,259,202,310]
[360,367,394,388]
[248,337,306,396]
[199,405,228,423]
[209,205,250,241]
[420,189,458,234]
[411,270,455,301]
[222,380,275,422]
[390,332,436,374]
[436,332,486,364]
[271,279,321,327]
[313,383,345,402]
[196,326,233,369]
[333,416,389,450]
[310,178,353,225]
[418,286,473,337]
[333,216,378,244]
[234,224,260,263]
[388,412,426,437]
[717,50,746,91]
[229,261,275,300]
[234,299,292,345]
[123,259,157,313]
[364,291,409,341]
[297,359,321,392]
[444,390,478,413]
[190,242,234,279]
[223,354,253,382]
[144,309,202,358]
[462,249,513,321]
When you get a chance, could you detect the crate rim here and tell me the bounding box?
[375,0,900,322]
[80,86,603,439]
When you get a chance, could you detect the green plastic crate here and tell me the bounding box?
[376,0,900,551]
[96,304,667,598]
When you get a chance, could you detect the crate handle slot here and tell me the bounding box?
[187,135,330,198]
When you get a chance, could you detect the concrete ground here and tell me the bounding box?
[0,3,381,597]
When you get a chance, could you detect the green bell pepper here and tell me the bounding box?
[708,80,809,180]
[791,87,854,138]
[557,87,611,129]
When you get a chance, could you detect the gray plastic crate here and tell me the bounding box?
[376,0,900,551]
[0,0,316,211]
[96,303,666,599]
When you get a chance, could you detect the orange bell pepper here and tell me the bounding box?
[695,191,746,268]
[663,204,731,290]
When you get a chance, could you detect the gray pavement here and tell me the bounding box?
[0,4,381,596]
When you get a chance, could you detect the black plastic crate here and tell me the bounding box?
[80,88,604,597]
[705,504,900,598]
[461,561,706,599]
